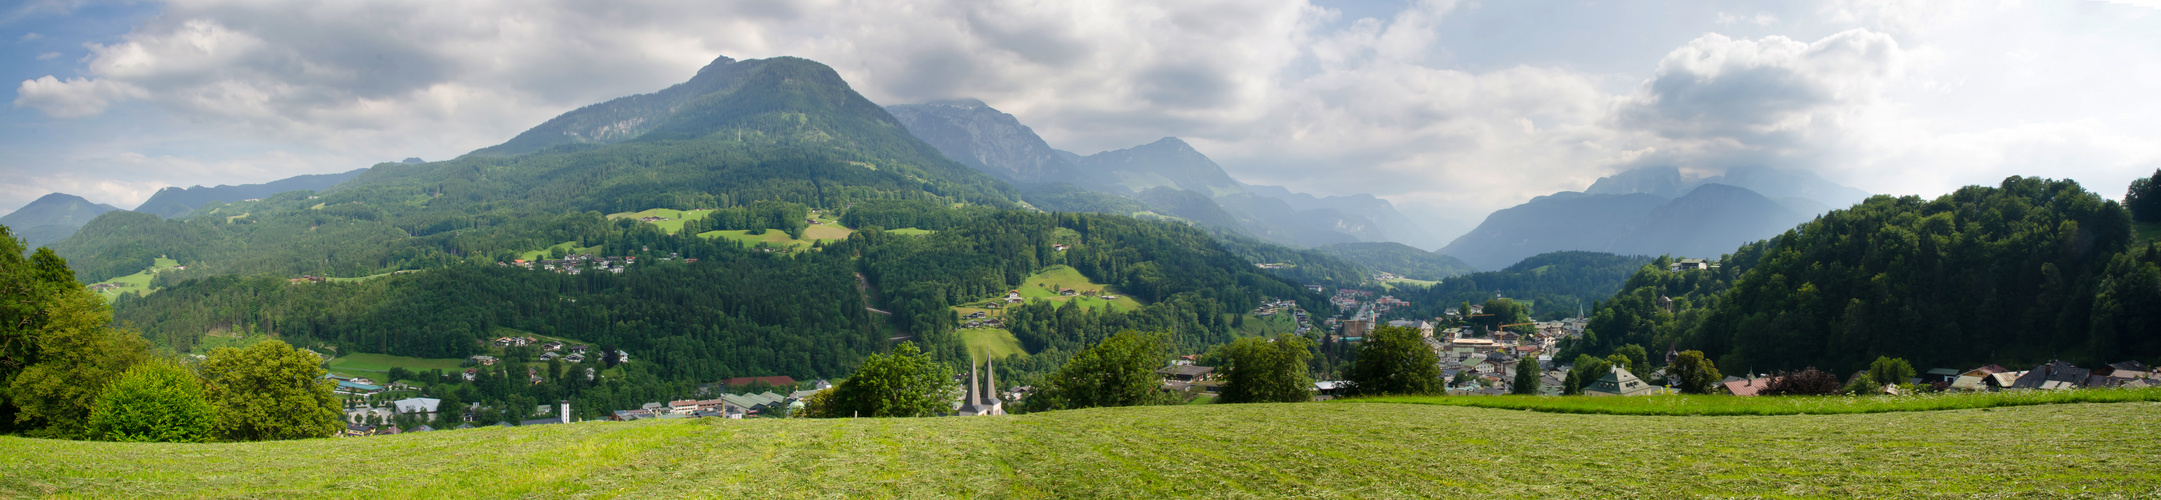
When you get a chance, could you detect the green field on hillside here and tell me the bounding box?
[2138,221,2161,243]
[960,328,1026,363]
[1017,265,1143,311]
[885,227,934,236]
[606,208,717,235]
[1382,277,1438,289]
[518,241,603,261]
[1231,312,1298,337]
[5,401,2157,497]
[325,353,468,380]
[87,257,179,300]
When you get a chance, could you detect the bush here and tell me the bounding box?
[828,342,954,418]
[86,359,216,443]
[1759,368,1842,396]
[1345,326,1443,396]
[1031,331,1174,411]
[1215,334,1314,404]
[1844,373,1883,395]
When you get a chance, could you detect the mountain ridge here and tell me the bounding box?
[0,193,121,249]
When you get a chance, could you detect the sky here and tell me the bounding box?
[4,0,2159,241]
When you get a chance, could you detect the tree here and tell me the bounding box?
[1759,368,1842,396]
[200,339,344,441]
[3,243,151,438]
[1613,344,1651,380]
[2129,169,2161,222]
[793,388,836,418]
[85,359,215,443]
[1512,357,1541,395]
[1867,356,1916,388]
[1563,354,1611,395]
[1843,372,1882,395]
[1032,330,1173,411]
[1344,326,1443,396]
[1215,334,1314,403]
[1667,350,1721,394]
[828,342,954,418]
[1472,298,1531,335]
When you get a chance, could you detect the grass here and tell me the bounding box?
[960,328,1026,363]
[518,241,603,262]
[1382,277,1438,289]
[2138,221,2161,244]
[87,257,179,300]
[885,227,934,236]
[5,401,2158,498]
[325,353,468,380]
[605,208,717,235]
[1230,312,1298,337]
[1016,265,1143,312]
[1350,387,2161,416]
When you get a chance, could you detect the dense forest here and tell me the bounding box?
[1391,251,1656,320]
[1571,176,2159,375]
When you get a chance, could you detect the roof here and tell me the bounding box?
[1585,367,1655,396]
[1721,377,1776,396]
[336,380,384,392]
[720,376,798,387]
[2011,361,2090,389]
[1156,365,1215,378]
[391,397,441,414]
[1925,368,1961,376]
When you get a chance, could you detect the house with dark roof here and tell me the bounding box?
[2010,360,2090,390]
[1157,365,1215,382]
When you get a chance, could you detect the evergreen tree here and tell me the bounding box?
[2128,169,2161,222]
[1511,357,1541,395]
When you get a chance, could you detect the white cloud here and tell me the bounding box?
[34,51,58,60]
[19,32,42,41]
[13,75,145,117]
[6,0,2159,235]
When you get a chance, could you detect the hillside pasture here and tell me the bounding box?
[518,241,603,261]
[1017,265,1143,312]
[4,401,2156,498]
[959,328,1026,363]
[325,353,468,381]
[605,208,717,235]
[88,257,179,300]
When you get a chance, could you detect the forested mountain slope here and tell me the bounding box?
[1314,241,1476,280]
[1573,176,2154,375]
[133,169,366,219]
[54,55,1017,284]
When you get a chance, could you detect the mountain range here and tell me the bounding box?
[134,168,369,218]
[0,193,120,248]
[1440,166,1867,270]
[885,100,1453,255]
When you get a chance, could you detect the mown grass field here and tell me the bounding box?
[605,208,717,234]
[959,327,1026,363]
[1353,387,2161,416]
[88,257,178,300]
[5,401,2157,498]
[1017,265,1144,311]
[1231,312,1299,337]
[325,353,468,380]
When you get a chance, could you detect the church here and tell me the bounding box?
[956,359,1005,416]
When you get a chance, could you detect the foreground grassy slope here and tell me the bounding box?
[5,402,2158,498]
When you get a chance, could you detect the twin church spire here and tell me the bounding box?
[957,358,1004,416]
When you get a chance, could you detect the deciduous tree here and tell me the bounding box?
[1031,330,1173,411]
[828,342,953,418]
[1667,350,1721,394]
[1215,334,1314,403]
[1345,326,1442,396]
[201,339,343,441]
[86,359,215,443]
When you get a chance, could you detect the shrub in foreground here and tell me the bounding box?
[86,359,215,443]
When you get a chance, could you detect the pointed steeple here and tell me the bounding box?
[981,358,999,405]
[958,361,983,415]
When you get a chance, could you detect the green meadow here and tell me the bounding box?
[960,328,1026,363]
[4,401,2156,498]
[517,241,603,261]
[87,257,178,300]
[324,353,468,380]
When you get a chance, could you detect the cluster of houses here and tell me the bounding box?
[961,311,1005,329]
[342,399,574,437]
[1255,262,1292,270]
[502,254,636,275]
[1720,360,2158,396]
[613,376,833,420]
[1251,298,1298,317]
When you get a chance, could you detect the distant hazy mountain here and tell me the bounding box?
[886,98,1436,249]
[1440,191,1669,270]
[1586,165,1869,216]
[882,99,1071,184]
[135,169,367,219]
[1,193,121,248]
[1439,183,1818,270]
[1315,241,1477,280]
